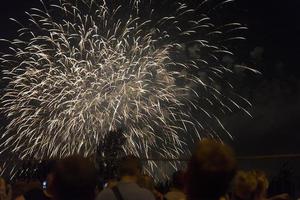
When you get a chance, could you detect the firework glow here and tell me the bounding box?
[0,0,258,177]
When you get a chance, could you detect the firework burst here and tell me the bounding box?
[0,0,258,177]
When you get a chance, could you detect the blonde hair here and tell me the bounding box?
[252,170,269,199]
[232,170,269,200]
[233,171,257,199]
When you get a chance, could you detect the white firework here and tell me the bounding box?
[0,0,258,177]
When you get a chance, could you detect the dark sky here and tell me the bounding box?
[0,0,299,162]
[228,1,300,154]
[239,1,300,76]
[1,0,300,70]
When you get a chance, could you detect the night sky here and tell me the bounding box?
[0,0,299,173]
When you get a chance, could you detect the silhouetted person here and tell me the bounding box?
[232,170,289,200]
[51,155,97,200]
[15,160,56,200]
[232,170,258,200]
[165,170,186,200]
[185,139,237,200]
[252,170,289,200]
[96,155,155,200]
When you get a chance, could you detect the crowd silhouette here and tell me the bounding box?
[0,139,292,200]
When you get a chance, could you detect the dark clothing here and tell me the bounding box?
[24,188,51,200]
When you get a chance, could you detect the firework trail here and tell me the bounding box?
[0,0,258,177]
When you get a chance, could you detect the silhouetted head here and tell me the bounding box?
[52,155,97,200]
[185,139,237,200]
[172,170,185,190]
[137,174,155,191]
[119,155,142,178]
[232,170,257,200]
[252,170,269,200]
